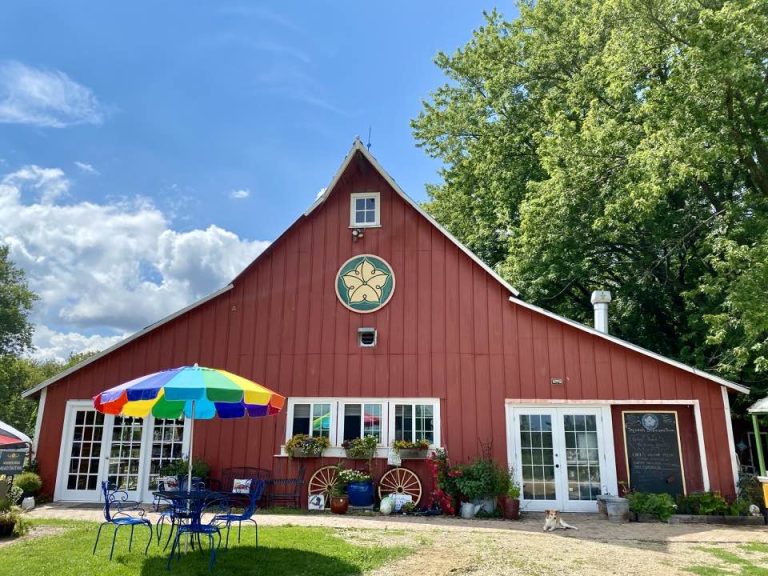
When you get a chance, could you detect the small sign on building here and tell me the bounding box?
[0,449,27,475]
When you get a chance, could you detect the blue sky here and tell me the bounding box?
[0,1,516,360]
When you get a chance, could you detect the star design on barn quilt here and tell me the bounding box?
[335,254,395,313]
[342,258,389,303]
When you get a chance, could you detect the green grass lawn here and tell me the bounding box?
[686,544,768,576]
[0,519,411,575]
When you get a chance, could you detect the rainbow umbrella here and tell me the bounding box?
[93,364,285,492]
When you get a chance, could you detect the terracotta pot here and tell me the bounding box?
[500,496,520,520]
[330,496,349,514]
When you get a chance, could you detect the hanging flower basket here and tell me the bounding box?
[285,434,330,458]
[342,435,378,459]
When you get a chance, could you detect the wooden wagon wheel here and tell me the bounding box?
[307,465,338,509]
[377,467,422,506]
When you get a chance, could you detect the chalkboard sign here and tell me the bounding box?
[0,449,27,475]
[623,412,685,496]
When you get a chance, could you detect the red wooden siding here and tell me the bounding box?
[34,150,737,499]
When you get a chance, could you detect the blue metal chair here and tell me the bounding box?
[93,482,153,560]
[167,491,224,571]
[212,479,266,548]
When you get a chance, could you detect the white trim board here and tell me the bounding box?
[721,387,739,493]
[31,388,46,455]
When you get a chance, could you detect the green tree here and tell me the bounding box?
[413,0,768,407]
[0,245,36,356]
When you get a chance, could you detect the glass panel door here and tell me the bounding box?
[519,414,557,501]
[142,418,186,501]
[511,407,607,513]
[563,414,601,502]
[60,405,106,501]
[105,416,146,500]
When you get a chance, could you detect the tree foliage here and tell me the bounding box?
[413,0,768,408]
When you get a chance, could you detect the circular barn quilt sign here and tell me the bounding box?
[336,254,395,313]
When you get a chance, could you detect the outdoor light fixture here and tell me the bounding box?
[352,227,364,242]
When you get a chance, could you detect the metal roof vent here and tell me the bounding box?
[358,327,377,347]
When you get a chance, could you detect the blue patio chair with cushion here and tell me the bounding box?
[167,492,225,572]
[93,481,153,561]
[212,479,266,548]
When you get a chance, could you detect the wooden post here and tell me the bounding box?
[752,414,766,476]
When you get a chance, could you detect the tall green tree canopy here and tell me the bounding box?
[413,0,768,405]
[0,245,36,356]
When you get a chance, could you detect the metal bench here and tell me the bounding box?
[267,461,305,508]
[215,467,272,506]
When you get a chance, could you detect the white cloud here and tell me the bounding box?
[229,188,250,199]
[0,61,104,128]
[2,165,69,203]
[31,325,127,363]
[0,165,270,359]
[74,161,99,175]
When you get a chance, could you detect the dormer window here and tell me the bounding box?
[350,192,380,227]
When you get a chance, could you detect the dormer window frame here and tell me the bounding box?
[350,192,381,228]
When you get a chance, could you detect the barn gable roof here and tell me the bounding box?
[23,139,748,398]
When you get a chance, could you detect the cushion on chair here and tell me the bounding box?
[232,478,252,494]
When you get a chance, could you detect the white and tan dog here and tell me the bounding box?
[543,509,578,531]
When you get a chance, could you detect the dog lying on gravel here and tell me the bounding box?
[543,509,578,531]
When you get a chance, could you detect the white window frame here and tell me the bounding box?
[389,400,441,446]
[339,400,388,446]
[285,399,338,446]
[349,192,380,228]
[283,397,440,457]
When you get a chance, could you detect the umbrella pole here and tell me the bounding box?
[187,400,195,495]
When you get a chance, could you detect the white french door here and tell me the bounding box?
[507,405,616,513]
[57,401,190,503]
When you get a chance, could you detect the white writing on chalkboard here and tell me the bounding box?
[623,412,685,496]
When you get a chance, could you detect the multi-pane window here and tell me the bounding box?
[342,403,383,443]
[285,398,439,449]
[292,403,332,438]
[394,404,434,443]
[350,193,379,227]
[66,409,105,491]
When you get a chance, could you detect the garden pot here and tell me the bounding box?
[21,497,35,511]
[397,449,428,459]
[330,496,349,514]
[500,496,520,520]
[476,498,496,514]
[460,502,482,519]
[605,496,630,523]
[0,522,15,538]
[347,481,374,507]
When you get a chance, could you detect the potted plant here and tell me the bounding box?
[392,439,430,459]
[285,434,331,458]
[0,482,29,538]
[330,477,349,514]
[500,470,521,520]
[342,435,378,460]
[337,467,374,507]
[158,457,211,488]
[13,472,42,500]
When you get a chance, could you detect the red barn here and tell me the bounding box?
[23,140,747,512]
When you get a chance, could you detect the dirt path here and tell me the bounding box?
[27,505,768,575]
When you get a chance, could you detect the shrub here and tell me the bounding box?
[14,472,42,495]
[451,458,508,501]
[676,492,730,516]
[159,457,210,479]
[627,491,677,521]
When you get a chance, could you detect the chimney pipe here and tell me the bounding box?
[590,290,612,334]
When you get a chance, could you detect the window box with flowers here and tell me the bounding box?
[342,435,378,460]
[392,439,430,459]
[285,434,331,458]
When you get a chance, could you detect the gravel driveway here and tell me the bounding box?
[27,504,768,575]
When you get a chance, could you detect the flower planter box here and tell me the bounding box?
[397,449,428,459]
[291,448,324,458]
[344,450,374,460]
